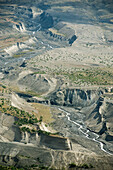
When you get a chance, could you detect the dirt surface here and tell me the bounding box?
[0,0,113,169]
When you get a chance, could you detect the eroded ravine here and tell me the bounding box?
[59,108,113,156]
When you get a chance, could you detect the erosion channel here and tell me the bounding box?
[59,108,113,156]
[0,0,113,169]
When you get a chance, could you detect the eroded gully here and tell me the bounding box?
[59,108,113,156]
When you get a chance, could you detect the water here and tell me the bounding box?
[59,108,113,156]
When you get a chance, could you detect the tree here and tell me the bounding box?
[39,116,43,123]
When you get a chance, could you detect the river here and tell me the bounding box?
[59,108,113,156]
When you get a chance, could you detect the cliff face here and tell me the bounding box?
[40,134,71,150]
[0,141,113,170]
[50,88,102,107]
[0,112,21,142]
[85,97,113,141]
[50,88,113,143]
[0,112,71,150]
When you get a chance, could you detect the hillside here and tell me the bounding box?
[0,0,113,169]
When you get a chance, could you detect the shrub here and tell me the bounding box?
[81,163,89,168]
[69,163,76,168]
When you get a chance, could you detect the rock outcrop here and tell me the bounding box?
[40,133,71,150]
[68,35,77,45]
[0,112,21,142]
[0,111,71,150]
[50,88,102,107]
[0,141,113,170]
[18,74,50,94]
[39,12,54,29]
[85,97,113,140]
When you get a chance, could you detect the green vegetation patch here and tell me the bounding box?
[69,163,94,169]
[13,50,34,58]
[0,98,39,128]
[54,67,113,85]
[0,165,24,170]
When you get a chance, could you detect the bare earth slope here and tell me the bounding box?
[0,0,113,169]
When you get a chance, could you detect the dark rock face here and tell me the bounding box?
[39,12,54,29]
[68,35,77,45]
[99,122,107,135]
[4,70,9,74]
[105,134,113,141]
[27,98,49,104]
[45,30,63,40]
[20,61,27,67]
[40,133,70,150]
[17,92,32,99]
[44,30,77,45]
[50,88,102,107]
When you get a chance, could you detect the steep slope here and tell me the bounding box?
[50,88,102,107]
[0,0,113,169]
[85,97,113,142]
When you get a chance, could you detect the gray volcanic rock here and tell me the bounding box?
[0,112,21,142]
[18,74,50,94]
[0,0,113,169]
[19,61,27,67]
[105,134,113,142]
[50,88,113,143]
[85,97,113,141]
[39,12,54,29]
[68,35,77,45]
[0,141,113,170]
[50,88,102,107]
[40,133,70,150]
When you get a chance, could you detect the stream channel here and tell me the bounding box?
[59,108,113,156]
